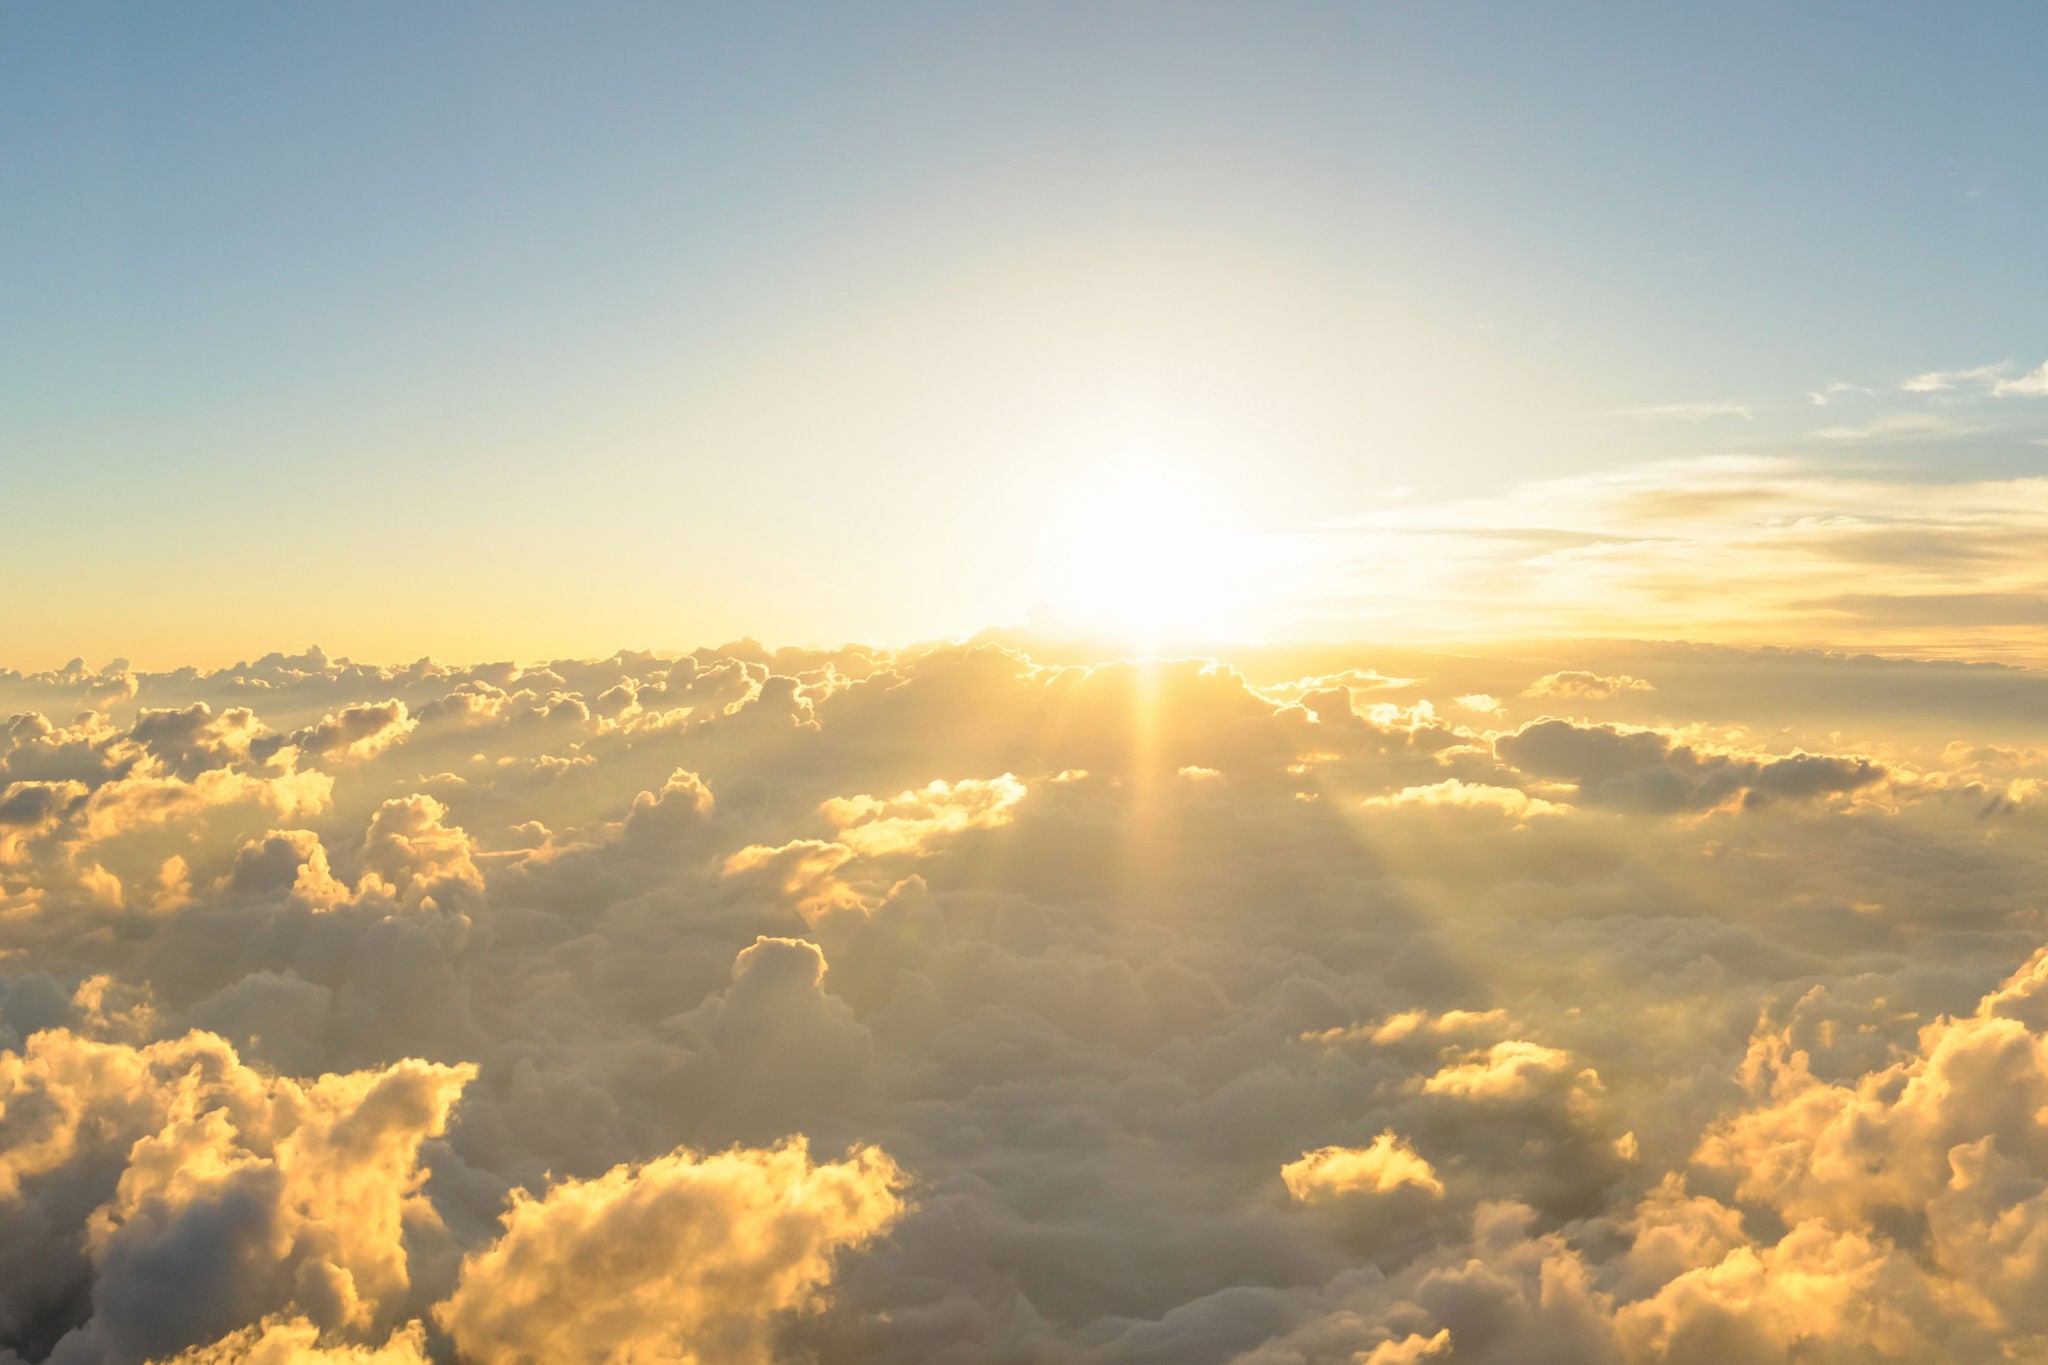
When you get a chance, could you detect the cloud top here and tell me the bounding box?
[3,634,2048,1361]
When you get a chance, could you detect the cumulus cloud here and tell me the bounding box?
[1494,719,1883,813]
[274,703,416,765]
[356,796,481,911]
[226,831,353,913]
[721,839,865,921]
[819,774,1026,857]
[435,1139,904,1365]
[1525,671,1654,701]
[83,765,333,843]
[0,1028,471,1362]
[1283,1133,1444,1201]
[151,1317,431,1364]
[1420,1039,1589,1108]
[723,774,1024,919]
[1360,779,1566,820]
[5,635,2048,1362]
[620,768,715,851]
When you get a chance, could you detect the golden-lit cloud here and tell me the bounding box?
[1525,670,1654,702]
[1420,1040,1578,1103]
[153,1316,432,1364]
[1360,778,1567,820]
[1283,1133,1444,1201]
[7,635,2048,1362]
[435,1139,904,1365]
[726,774,1025,918]
[820,774,1026,857]
[721,839,864,921]
[1,1027,471,1360]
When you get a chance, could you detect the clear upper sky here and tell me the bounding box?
[6,3,2048,665]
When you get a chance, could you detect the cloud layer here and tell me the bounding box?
[6,636,2048,1361]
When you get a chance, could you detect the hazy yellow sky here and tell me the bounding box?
[10,6,2048,666]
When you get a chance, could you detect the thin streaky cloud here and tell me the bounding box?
[1604,400,1754,422]
[1895,359,2048,398]
[1816,411,1985,442]
[1901,361,2009,393]
[1993,361,2048,397]
[1807,381,1865,407]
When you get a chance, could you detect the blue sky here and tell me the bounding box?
[5,3,2047,663]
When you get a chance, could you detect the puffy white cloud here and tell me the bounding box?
[664,937,875,1143]
[227,832,353,912]
[83,764,333,843]
[1358,1330,1453,1365]
[722,838,865,921]
[620,768,715,851]
[435,1138,904,1365]
[1360,779,1566,820]
[355,796,481,911]
[275,703,416,765]
[721,774,1024,920]
[0,1029,471,1363]
[1283,1133,1444,1201]
[5,636,2048,1362]
[149,1316,431,1364]
[820,775,1026,857]
[1420,1040,1585,1104]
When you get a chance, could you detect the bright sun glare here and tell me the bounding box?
[1032,459,1258,644]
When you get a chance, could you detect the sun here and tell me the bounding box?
[1029,457,1254,644]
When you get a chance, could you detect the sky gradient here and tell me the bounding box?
[8,3,2048,664]
[14,13,2048,1365]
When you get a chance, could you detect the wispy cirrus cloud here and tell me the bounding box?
[1900,358,2048,397]
[1901,361,2010,393]
[1816,410,1989,441]
[1309,453,2048,659]
[1806,381,1866,407]
[1604,399,1754,423]
[1994,360,2048,396]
